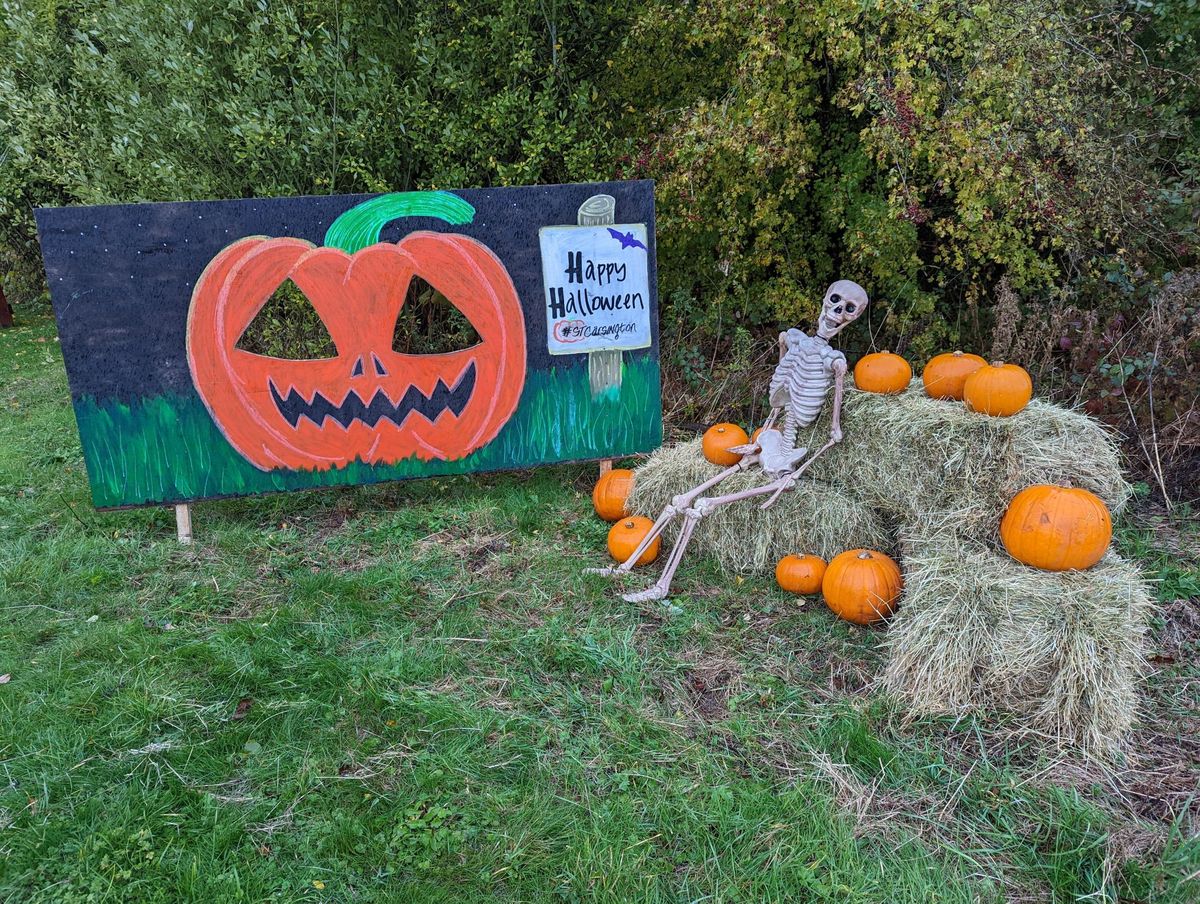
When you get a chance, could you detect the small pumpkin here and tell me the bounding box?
[822,549,903,625]
[702,423,751,466]
[922,350,987,401]
[775,554,827,595]
[593,468,635,522]
[1000,484,1112,571]
[963,362,1032,416]
[853,351,912,394]
[607,516,661,565]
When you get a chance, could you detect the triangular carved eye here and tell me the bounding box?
[237,279,337,359]
[393,276,481,355]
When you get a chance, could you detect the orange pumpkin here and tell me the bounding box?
[592,468,636,521]
[775,554,827,595]
[963,362,1032,416]
[853,351,912,394]
[922,350,987,400]
[1000,485,1112,571]
[822,549,903,625]
[702,423,750,466]
[607,516,661,565]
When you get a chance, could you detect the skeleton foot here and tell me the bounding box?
[583,566,619,577]
[622,583,671,603]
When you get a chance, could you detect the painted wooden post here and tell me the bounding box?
[577,195,623,398]
[175,503,193,544]
[577,194,620,476]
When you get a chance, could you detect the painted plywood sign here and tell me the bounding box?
[36,181,661,509]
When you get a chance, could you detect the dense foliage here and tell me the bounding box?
[2,0,1196,491]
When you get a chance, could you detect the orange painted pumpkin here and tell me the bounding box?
[607,516,661,565]
[1000,485,1112,571]
[187,232,526,471]
[822,549,903,625]
[853,351,912,394]
[963,362,1032,417]
[922,350,987,400]
[775,554,827,595]
[593,468,635,521]
[702,423,751,466]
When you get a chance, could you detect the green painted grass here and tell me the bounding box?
[1,313,1198,903]
[73,356,662,508]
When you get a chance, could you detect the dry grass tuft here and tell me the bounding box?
[626,438,894,574]
[628,381,1148,756]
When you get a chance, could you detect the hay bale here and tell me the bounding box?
[882,528,1152,757]
[792,381,1131,539]
[626,439,893,575]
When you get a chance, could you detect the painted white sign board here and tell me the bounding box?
[539,223,652,355]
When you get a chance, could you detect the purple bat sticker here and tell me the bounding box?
[607,227,648,251]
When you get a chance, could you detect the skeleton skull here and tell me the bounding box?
[817,280,869,339]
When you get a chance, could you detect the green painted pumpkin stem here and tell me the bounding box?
[323,191,476,253]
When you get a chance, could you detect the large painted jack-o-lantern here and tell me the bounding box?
[186,194,526,471]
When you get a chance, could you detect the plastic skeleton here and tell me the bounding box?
[589,280,869,602]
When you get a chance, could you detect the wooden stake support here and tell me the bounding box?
[578,194,621,474]
[175,503,193,544]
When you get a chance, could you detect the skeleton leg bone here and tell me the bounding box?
[584,460,755,578]
[621,475,798,602]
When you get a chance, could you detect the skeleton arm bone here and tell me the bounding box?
[828,359,847,443]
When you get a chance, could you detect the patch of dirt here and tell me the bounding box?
[676,656,743,721]
[1120,727,1200,825]
[468,534,512,573]
[804,645,879,696]
[1153,597,1200,663]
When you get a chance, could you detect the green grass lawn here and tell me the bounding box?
[1,313,1197,903]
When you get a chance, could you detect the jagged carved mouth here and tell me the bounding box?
[268,362,477,429]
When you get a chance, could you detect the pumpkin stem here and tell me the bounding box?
[857,551,872,559]
[324,192,476,253]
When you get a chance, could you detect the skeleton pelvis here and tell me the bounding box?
[755,428,807,476]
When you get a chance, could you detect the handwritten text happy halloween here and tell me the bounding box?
[539,223,652,355]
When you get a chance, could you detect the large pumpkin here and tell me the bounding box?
[187,231,526,471]
[922,351,987,400]
[1000,484,1112,571]
[963,362,1032,417]
[854,351,912,394]
[822,549,903,625]
[593,468,635,521]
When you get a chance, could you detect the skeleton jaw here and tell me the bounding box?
[816,315,843,340]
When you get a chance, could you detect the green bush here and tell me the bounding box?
[602,0,1196,364]
[0,0,635,281]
